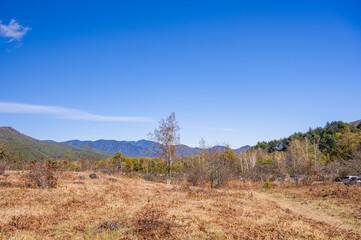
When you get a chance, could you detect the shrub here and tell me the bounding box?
[187,167,206,186]
[264,181,272,190]
[134,204,177,239]
[142,173,154,181]
[23,160,58,189]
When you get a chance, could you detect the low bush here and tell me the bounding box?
[23,161,58,189]
[134,204,177,239]
[142,173,154,181]
[263,181,272,190]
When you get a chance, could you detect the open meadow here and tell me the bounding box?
[0,171,360,239]
[2,1,361,239]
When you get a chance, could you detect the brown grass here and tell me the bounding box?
[0,171,360,239]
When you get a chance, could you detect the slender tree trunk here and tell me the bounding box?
[314,140,317,169]
[240,157,244,176]
[167,159,172,185]
[131,161,134,176]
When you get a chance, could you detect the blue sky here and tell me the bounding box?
[0,0,360,148]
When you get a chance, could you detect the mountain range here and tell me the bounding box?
[0,126,251,160]
[61,139,251,158]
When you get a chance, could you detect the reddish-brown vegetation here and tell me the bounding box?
[0,171,360,239]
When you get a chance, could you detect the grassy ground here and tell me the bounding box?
[0,171,360,239]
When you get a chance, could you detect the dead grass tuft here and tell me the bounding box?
[0,215,46,232]
[60,198,87,211]
[310,184,361,201]
[134,204,177,239]
[96,219,126,233]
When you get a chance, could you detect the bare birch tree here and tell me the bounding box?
[149,112,180,184]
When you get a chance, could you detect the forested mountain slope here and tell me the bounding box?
[0,127,112,161]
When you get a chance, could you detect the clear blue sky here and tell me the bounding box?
[0,0,360,148]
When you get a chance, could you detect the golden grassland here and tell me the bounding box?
[0,171,360,239]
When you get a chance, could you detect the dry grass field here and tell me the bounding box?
[0,171,360,239]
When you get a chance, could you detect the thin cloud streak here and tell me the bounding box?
[0,19,31,43]
[0,102,153,122]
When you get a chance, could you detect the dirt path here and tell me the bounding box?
[253,191,361,234]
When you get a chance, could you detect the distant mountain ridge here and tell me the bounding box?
[61,139,251,158]
[0,126,250,159]
[63,139,155,157]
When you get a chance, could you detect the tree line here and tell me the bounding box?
[1,115,361,188]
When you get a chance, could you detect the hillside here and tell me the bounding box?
[62,139,251,157]
[253,120,361,163]
[0,127,112,161]
[350,119,361,128]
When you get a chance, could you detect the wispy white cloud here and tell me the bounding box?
[0,19,31,43]
[0,102,153,122]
